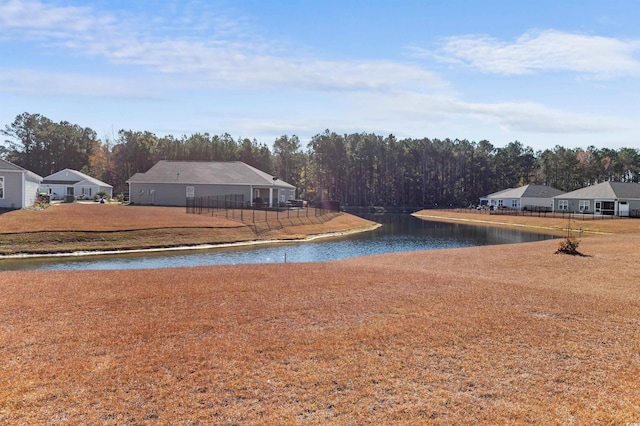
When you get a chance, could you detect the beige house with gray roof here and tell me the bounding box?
[126,161,296,207]
[552,181,640,216]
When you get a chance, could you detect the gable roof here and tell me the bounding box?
[126,161,295,188]
[0,158,25,171]
[0,159,43,182]
[554,181,640,199]
[485,184,564,199]
[43,168,112,188]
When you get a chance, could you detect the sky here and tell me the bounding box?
[1,0,640,152]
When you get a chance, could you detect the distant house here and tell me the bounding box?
[552,181,640,216]
[480,184,564,211]
[126,161,296,207]
[40,169,113,200]
[0,159,43,209]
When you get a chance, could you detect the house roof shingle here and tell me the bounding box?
[126,161,295,188]
[553,181,640,199]
[485,184,564,199]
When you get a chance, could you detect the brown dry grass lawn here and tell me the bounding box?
[2,235,639,424]
[413,208,640,235]
[0,204,376,255]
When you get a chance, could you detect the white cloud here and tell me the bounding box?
[433,30,640,77]
[0,0,114,38]
[3,1,638,150]
[0,0,447,94]
[0,69,160,99]
[348,90,629,135]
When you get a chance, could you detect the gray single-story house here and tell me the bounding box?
[479,184,564,211]
[126,161,296,207]
[552,181,640,216]
[0,159,43,209]
[39,168,113,200]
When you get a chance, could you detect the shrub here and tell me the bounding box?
[96,191,109,200]
[555,237,581,255]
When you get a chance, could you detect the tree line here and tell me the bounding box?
[3,112,640,207]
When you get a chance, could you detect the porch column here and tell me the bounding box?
[269,187,273,207]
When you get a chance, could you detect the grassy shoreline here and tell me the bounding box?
[411,208,640,235]
[0,204,378,256]
[3,204,636,257]
[2,206,640,423]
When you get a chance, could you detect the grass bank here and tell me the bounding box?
[0,204,377,256]
[2,206,640,423]
[1,234,639,424]
[412,208,640,235]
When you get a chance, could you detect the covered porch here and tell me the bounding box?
[252,186,281,208]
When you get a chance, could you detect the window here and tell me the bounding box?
[558,200,568,211]
[579,200,589,211]
[186,186,195,198]
[511,199,519,209]
[0,176,3,198]
[498,200,503,207]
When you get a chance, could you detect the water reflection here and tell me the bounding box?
[0,213,554,271]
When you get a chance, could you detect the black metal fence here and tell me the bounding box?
[186,196,341,234]
[448,207,625,220]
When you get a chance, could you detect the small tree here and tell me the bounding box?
[555,211,582,255]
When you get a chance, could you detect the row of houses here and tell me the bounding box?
[0,159,115,209]
[0,159,296,209]
[480,183,640,216]
[3,157,640,216]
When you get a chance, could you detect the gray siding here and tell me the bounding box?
[0,171,25,208]
[520,197,554,209]
[554,197,640,215]
[129,183,253,206]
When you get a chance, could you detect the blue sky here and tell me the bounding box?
[1,0,640,151]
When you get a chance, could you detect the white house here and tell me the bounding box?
[40,169,113,200]
[480,184,564,211]
[0,159,43,209]
[127,161,296,207]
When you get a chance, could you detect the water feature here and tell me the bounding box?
[0,213,555,271]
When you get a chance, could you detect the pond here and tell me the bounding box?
[0,213,555,271]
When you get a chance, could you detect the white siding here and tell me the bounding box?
[24,178,40,207]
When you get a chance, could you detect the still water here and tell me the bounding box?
[0,213,555,271]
